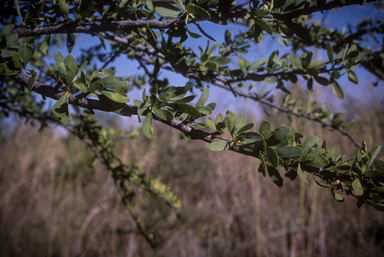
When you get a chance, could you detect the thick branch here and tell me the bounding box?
[11,18,188,37]
[12,72,365,191]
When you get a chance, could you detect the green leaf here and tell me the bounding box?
[174,0,184,8]
[146,0,154,12]
[255,19,273,35]
[19,44,33,65]
[206,103,216,112]
[89,82,103,93]
[196,106,212,115]
[166,102,201,118]
[266,147,279,167]
[308,60,326,70]
[267,127,290,146]
[328,145,340,160]
[11,51,23,69]
[368,146,382,167]
[54,51,64,66]
[175,95,196,104]
[224,110,237,136]
[301,136,319,155]
[236,123,254,135]
[26,70,37,90]
[210,57,231,65]
[216,113,223,124]
[15,0,22,19]
[143,112,157,138]
[290,54,302,69]
[7,34,18,47]
[249,59,266,72]
[58,54,77,87]
[267,166,283,187]
[374,159,384,170]
[52,92,70,124]
[238,55,250,74]
[352,179,364,196]
[326,41,334,65]
[210,141,230,151]
[101,90,130,103]
[331,187,344,202]
[236,132,264,144]
[259,151,267,177]
[186,5,210,19]
[304,148,325,162]
[369,201,384,212]
[196,87,209,107]
[159,92,173,103]
[275,146,303,159]
[153,108,174,121]
[347,70,358,84]
[59,0,69,16]
[330,78,344,99]
[306,156,329,167]
[205,118,217,130]
[168,82,193,100]
[234,114,246,135]
[297,164,308,184]
[146,27,157,46]
[307,77,313,91]
[285,169,298,181]
[313,76,329,86]
[259,120,271,138]
[155,7,180,18]
[98,76,127,88]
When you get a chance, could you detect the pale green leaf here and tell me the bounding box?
[143,112,157,138]
[210,141,230,151]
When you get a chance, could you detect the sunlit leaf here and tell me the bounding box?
[331,187,345,202]
[352,179,364,196]
[101,90,130,103]
[155,7,180,18]
[210,141,230,151]
[186,5,210,19]
[143,112,157,138]
[196,87,209,107]
[153,108,174,121]
[59,0,69,16]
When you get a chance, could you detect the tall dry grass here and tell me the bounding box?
[1,92,384,256]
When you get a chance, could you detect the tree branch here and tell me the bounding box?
[12,72,366,195]
[269,0,379,20]
[11,17,188,37]
[110,36,362,148]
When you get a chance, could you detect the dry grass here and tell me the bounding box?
[1,94,384,257]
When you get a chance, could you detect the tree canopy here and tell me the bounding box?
[1,0,384,246]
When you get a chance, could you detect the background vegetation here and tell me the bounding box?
[1,88,383,257]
